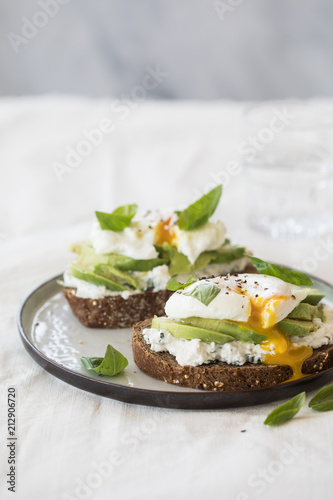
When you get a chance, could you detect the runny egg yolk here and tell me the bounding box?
[154,217,177,246]
[244,294,313,382]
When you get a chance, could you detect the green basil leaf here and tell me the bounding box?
[245,255,313,287]
[158,243,192,276]
[184,282,221,306]
[96,204,138,231]
[210,245,246,265]
[175,185,222,231]
[264,392,306,426]
[166,275,196,291]
[308,384,333,412]
[80,357,103,371]
[81,344,128,377]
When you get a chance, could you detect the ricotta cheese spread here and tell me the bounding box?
[143,328,268,367]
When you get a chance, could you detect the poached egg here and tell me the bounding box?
[91,211,226,263]
[165,274,308,328]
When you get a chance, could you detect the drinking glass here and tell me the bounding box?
[242,102,333,239]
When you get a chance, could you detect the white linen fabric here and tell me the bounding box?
[0,97,333,500]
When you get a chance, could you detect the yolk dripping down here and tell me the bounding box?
[154,217,177,246]
[243,294,313,382]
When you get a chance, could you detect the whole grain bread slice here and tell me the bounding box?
[132,319,333,392]
[64,288,173,329]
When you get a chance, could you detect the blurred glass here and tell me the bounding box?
[241,102,333,239]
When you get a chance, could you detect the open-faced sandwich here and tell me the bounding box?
[62,185,253,328]
[132,257,333,391]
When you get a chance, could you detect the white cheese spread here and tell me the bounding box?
[143,328,268,367]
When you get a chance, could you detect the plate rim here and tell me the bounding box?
[17,272,333,410]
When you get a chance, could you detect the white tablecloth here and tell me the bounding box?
[1,96,333,500]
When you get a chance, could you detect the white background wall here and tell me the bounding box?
[1,0,333,100]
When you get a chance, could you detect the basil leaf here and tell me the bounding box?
[80,357,104,370]
[81,344,128,377]
[184,282,221,306]
[175,185,222,231]
[166,275,196,291]
[308,384,333,412]
[157,243,192,275]
[264,392,306,426]
[96,204,138,231]
[245,255,313,287]
[210,245,246,264]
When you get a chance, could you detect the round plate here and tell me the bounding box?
[18,274,333,410]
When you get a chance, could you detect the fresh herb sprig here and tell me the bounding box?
[175,185,222,231]
[96,204,138,231]
[183,282,221,306]
[308,385,333,412]
[264,393,305,426]
[246,255,313,286]
[81,344,128,376]
[166,275,196,291]
[264,384,333,425]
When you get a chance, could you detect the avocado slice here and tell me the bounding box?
[178,316,267,344]
[106,253,169,272]
[69,264,128,292]
[278,318,317,337]
[288,303,325,321]
[151,317,234,345]
[301,289,326,306]
[94,264,141,290]
[71,242,169,272]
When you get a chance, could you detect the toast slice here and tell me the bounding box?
[132,319,333,392]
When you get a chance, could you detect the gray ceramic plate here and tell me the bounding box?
[18,274,333,409]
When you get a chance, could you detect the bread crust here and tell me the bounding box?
[132,319,333,392]
[64,288,172,329]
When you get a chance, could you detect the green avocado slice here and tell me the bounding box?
[69,264,128,292]
[178,317,267,344]
[94,264,141,290]
[301,289,326,306]
[288,303,325,321]
[151,317,234,345]
[70,242,169,272]
[278,319,317,337]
